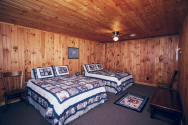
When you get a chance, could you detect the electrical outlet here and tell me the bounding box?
[146,77,149,80]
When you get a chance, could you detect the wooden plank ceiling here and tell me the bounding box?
[0,0,187,42]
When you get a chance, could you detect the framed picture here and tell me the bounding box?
[68,47,79,59]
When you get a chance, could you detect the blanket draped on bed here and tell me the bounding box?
[84,69,134,94]
[26,75,107,125]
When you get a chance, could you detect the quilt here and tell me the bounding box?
[90,70,131,80]
[26,75,107,125]
[83,68,134,94]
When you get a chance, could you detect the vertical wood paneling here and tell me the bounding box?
[104,35,179,86]
[17,27,25,71]
[0,24,3,72]
[179,13,188,125]
[0,24,3,98]
[0,22,104,102]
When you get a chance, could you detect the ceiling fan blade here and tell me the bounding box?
[119,33,130,36]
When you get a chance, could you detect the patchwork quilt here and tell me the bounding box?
[83,66,134,94]
[26,75,107,125]
[90,70,131,80]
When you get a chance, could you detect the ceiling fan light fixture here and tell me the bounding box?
[113,31,119,41]
[113,36,119,41]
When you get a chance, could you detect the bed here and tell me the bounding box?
[27,66,107,125]
[83,64,134,94]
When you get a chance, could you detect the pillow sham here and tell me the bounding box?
[96,64,103,71]
[85,64,98,72]
[53,65,69,76]
[32,66,54,79]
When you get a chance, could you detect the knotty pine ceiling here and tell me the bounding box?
[0,0,188,42]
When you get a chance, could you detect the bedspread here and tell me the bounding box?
[26,75,107,125]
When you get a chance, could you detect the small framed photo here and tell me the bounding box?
[68,47,79,59]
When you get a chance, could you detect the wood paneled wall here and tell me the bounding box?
[0,22,104,102]
[179,13,188,125]
[104,35,179,86]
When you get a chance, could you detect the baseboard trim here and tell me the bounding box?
[0,99,21,107]
[135,81,157,87]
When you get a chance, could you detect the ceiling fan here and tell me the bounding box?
[112,31,136,41]
[98,28,137,41]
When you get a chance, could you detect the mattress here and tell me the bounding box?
[26,75,107,125]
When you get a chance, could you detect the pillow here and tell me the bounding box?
[96,64,103,70]
[85,64,98,72]
[32,66,54,79]
[53,65,69,76]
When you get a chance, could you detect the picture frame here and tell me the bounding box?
[68,47,79,59]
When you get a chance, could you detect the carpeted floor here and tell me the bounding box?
[0,84,168,125]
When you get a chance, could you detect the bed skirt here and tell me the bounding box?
[27,95,107,125]
[103,78,134,94]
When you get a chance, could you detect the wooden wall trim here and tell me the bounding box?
[102,33,179,43]
[135,81,157,87]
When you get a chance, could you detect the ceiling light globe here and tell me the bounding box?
[113,36,119,41]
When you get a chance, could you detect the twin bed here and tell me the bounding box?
[26,64,134,125]
[83,64,134,94]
